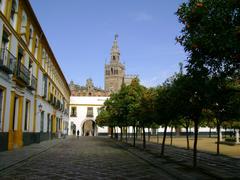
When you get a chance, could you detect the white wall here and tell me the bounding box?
[69,96,109,135]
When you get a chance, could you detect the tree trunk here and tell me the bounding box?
[114,127,118,140]
[175,126,181,136]
[186,126,190,150]
[157,128,159,144]
[110,127,113,139]
[161,125,167,156]
[126,127,128,143]
[209,127,211,138]
[136,126,138,141]
[133,126,136,147]
[120,127,123,141]
[170,126,173,146]
[217,123,220,155]
[148,128,150,142]
[143,127,146,149]
[193,121,199,168]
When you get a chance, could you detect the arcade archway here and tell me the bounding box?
[82,120,96,136]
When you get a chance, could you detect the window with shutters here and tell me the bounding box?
[41,49,46,68]
[28,25,33,50]
[20,10,27,41]
[42,74,47,98]
[86,107,93,117]
[10,0,17,21]
[24,100,30,131]
[34,36,38,58]
[70,106,77,117]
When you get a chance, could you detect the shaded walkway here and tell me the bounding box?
[116,138,240,179]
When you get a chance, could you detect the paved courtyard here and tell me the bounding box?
[0,137,179,179]
[0,137,239,179]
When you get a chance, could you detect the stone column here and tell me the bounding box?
[236,129,239,144]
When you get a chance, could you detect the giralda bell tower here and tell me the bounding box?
[104,34,125,93]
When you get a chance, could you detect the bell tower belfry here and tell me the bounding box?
[111,34,120,63]
[104,34,125,93]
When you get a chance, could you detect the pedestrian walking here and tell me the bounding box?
[77,130,80,139]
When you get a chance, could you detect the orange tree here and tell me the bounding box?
[154,77,179,156]
[139,87,156,149]
[111,87,131,141]
[127,78,145,147]
[96,96,118,138]
[176,0,240,166]
[171,73,207,167]
[206,77,240,154]
[177,0,240,75]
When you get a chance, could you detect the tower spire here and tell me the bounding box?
[111,34,120,62]
[105,34,125,92]
[115,34,118,40]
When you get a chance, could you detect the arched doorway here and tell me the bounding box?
[70,122,76,135]
[82,120,96,136]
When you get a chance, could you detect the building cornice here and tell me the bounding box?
[24,0,71,96]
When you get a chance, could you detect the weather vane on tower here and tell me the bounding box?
[115,34,118,40]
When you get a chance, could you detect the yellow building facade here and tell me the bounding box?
[0,0,70,151]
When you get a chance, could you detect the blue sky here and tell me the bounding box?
[29,0,186,88]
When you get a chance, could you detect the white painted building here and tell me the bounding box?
[69,96,109,136]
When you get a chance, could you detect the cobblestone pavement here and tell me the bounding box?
[0,138,62,172]
[0,137,195,179]
[1,137,233,179]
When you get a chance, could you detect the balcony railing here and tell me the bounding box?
[0,48,16,74]
[27,75,37,90]
[15,63,30,85]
